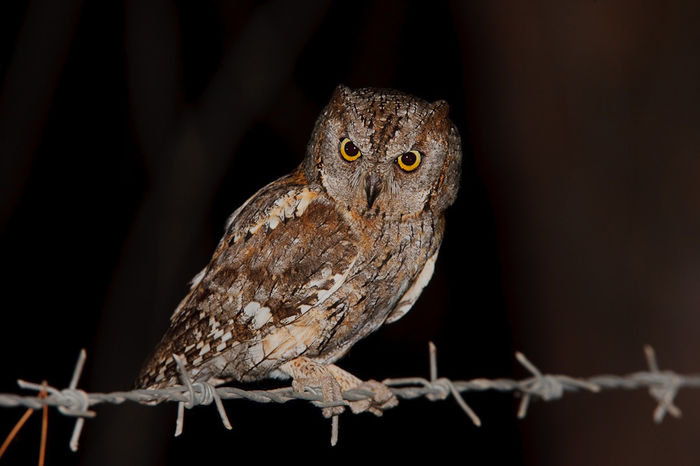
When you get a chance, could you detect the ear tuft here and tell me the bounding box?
[331,84,352,103]
[430,100,450,120]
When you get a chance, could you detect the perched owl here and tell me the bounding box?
[137,85,462,416]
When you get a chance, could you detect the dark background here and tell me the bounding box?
[2,1,700,465]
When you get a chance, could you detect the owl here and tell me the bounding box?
[136,85,462,417]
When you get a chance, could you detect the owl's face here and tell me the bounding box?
[303,86,462,218]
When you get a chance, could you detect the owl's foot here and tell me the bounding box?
[327,364,398,416]
[347,379,398,416]
[280,357,345,418]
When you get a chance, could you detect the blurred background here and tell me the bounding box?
[2,1,700,464]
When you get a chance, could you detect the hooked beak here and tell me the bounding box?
[365,173,382,209]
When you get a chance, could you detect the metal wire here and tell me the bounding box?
[1,344,698,450]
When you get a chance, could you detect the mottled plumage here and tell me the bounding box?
[137,85,462,415]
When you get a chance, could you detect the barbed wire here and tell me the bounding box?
[1,343,698,450]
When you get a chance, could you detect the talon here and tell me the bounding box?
[348,379,398,416]
[280,359,398,417]
[281,357,346,418]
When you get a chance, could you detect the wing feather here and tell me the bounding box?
[137,171,359,387]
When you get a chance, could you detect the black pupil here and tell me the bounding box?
[401,152,417,166]
[345,140,359,156]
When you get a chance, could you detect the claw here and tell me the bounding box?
[347,379,398,416]
[326,365,398,416]
[281,357,346,418]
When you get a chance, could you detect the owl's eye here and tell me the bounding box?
[397,150,422,172]
[339,138,362,162]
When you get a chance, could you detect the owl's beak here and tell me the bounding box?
[365,173,382,209]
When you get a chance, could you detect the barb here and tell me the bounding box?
[171,353,232,436]
[2,345,700,452]
[15,349,92,452]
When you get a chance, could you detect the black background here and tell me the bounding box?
[2,1,700,465]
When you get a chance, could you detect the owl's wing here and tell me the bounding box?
[138,172,359,387]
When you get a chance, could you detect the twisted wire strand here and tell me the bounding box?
[1,344,698,450]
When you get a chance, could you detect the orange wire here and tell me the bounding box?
[0,381,49,463]
[38,381,48,466]
[0,407,34,459]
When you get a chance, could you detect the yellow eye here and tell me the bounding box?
[339,138,362,162]
[397,150,422,172]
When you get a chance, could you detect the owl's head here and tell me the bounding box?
[302,85,462,218]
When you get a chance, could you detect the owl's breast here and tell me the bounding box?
[309,211,446,363]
